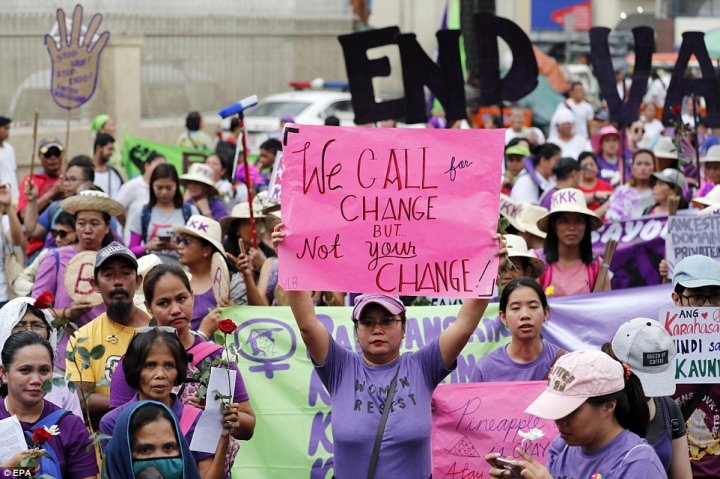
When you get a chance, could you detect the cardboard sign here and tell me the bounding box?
[267,152,284,203]
[278,125,503,298]
[45,4,110,110]
[211,252,230,304]
[64,250,102,306]
[665,216,720,269]
[432,382,558,478]
[660,307,720,383]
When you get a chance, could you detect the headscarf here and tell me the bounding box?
[103,400,201,479]
[0,297,57,365]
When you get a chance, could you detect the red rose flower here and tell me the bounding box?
[32,427,52,445]
[34,291,55,309]
[671,104,681,115]
[217,319,237,334]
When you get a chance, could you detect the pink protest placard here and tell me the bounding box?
[278,125,503,297]
[432,382,558,477]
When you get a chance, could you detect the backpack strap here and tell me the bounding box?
[51,249,60,275]
[188,341,224,367]
[25,409,69,478]
[140,205,151,242]
[179,404,202,436]
[181,203,193,223]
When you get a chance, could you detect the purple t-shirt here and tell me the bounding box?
[109,335,250,407]
[184,197,228,222]
[538,187,557,210]
[0,400,98,478]
[470,339,560,382]
[597,152,632,186]
[315,334,454,479]
[192,288,217,331]
[31,245,106,370]
[547,429,667,478]
[100,394,212,463]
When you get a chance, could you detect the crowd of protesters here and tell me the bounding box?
[0,68,716,479]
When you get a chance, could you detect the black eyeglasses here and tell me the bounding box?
[680,293,720,307]
[175,236,195,246]
[51,229,71,239]
[12,321,48,333]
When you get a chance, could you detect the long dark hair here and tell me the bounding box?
[596,342,650,437]
[149,164,183,208]
[143,264,192,304]
[0,332,54,396]
[123,329,189,390]
[499,277,548,314]
[544,213,594,265]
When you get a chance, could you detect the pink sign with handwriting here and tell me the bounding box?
[278,124,503,297]
[432,382,559,477]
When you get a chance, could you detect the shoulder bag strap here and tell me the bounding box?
[682,384,711,422]
[366,364,401,479]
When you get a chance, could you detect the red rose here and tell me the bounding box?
[671,104,681,115]
[32,427,52,445]
[34,291,55,309]
[217,319,237,334]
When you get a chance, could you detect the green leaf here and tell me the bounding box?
[77,346,91,362]
[76,336,89,343]
[96,378,110,388]
[53,377,66,387]
[67,381,76,393]
[41,378,53,393]
[65,350,75,361]
[90,344,106,360]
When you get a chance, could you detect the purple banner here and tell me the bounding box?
[591,215,667,289]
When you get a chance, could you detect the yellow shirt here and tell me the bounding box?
[65,313,137,396]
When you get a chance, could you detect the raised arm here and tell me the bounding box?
[271,223,329,365]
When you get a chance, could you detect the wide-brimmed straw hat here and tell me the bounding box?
[516,203,548,239]
[219,201,265,235]
[180,163,219,196]
[525,350,625,420]
[536,188,602,233]
[173,215,225,256]
[499,194,524,232]
[504,234,546,278]
[692,185,720,208]
[61,190,124,216]
[701,145,720,163]
[653,136,678,160]
[700,203,720,216]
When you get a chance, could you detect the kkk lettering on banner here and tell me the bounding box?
[660,307,720,383]
[432,382,558,478]
[278,125,503,297]
[666,216,720,268]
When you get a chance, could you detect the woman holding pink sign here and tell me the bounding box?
[486,350,667,479]
[272,223,503,479]
[537,188,611,296]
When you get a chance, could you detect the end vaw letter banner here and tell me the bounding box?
[279,125,504,297]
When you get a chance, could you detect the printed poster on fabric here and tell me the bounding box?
[278,125,504,297]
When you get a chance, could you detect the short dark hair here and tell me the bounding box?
[186,111,202,131]
[55,210,76,229]
[143,264,192,304]
[570,81,583,91]
[149,163,183,209]
[324,115,340,126]
[259,138,282,154]
[533,143,560,167]
[68,155,95,182]
[123,330,189,390]
[229,117,240,131]
[94,133,115,152]
[130,403,177,449]
[578,151,597,166]
[544,213,594,265]
[499,278,548,314]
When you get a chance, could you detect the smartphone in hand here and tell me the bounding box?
[495,458,523,478]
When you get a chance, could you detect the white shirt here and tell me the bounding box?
[0,215,12,302]
[0,143,18,203]
[547,135,592,161]
[550,100,594,139]
[94,168,123,197]
[643,118,664,141]
[510,172,554,205]
[115,176,149,244]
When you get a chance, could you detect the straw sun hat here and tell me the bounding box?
[173,215,226,256]
[504,234,546,278]
[180,163,219,196]
[536,188,602,233]
[60,190,124,216]
[219,201,265,235]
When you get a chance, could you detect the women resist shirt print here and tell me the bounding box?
[315,334,453,479]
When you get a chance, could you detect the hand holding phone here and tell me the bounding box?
[495,458,523,478]
[238,239,246,257]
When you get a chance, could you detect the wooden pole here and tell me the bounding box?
[28,110,39,178]
[62,107,71,172]
[594,239,617,292]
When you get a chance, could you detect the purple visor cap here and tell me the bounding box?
[351,294,406,321]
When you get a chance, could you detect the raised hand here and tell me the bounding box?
[45,5,110,110]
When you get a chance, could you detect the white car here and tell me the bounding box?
[243,90,355,150]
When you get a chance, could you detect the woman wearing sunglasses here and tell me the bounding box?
[100,328,229,479]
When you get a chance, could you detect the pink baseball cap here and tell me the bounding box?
[351,294,406,321]
[525,350,624,420]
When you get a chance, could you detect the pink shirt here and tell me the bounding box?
[542,261,593,297]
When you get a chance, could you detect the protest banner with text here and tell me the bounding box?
[432,382,558,478]
[660,307,720,383]
[666,216,720,269]
[279,125,503,298]
[122,136,214,178]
